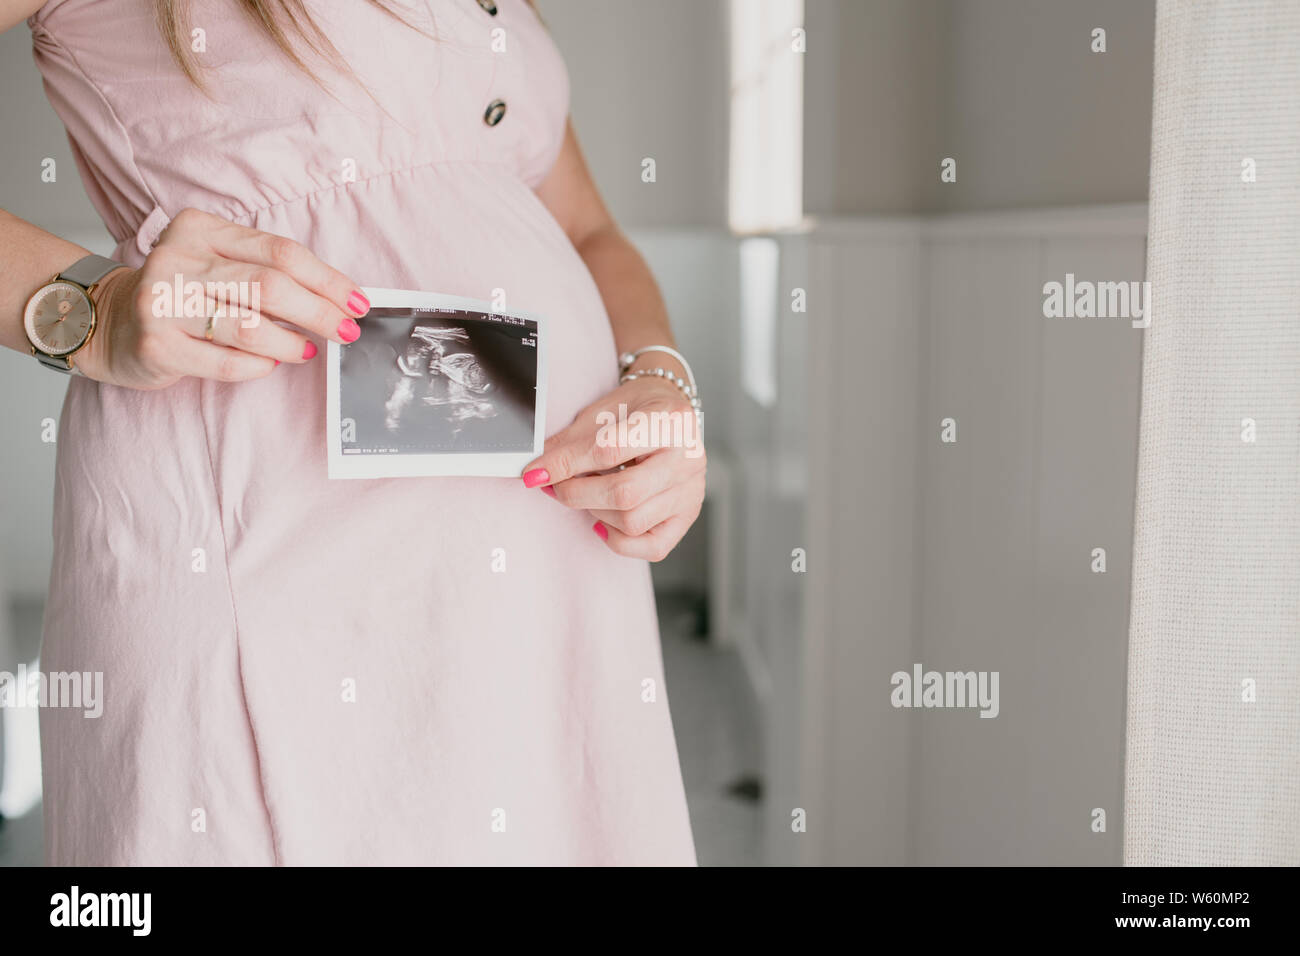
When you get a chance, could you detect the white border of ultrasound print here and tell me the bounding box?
[326,287,547,479]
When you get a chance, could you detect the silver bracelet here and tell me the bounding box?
[619,346,703,429]
[618,345,697,396]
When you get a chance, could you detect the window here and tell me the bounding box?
[728,0,805,233]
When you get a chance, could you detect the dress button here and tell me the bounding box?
[484,99,507,127]
[477,0,498,14]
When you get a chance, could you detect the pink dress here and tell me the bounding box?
[30,0,696,865]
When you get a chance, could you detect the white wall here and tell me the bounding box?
[913,207,1144,864]
[938,0,1156,211]
[803,0,944,216]
[540,0,731,229]
[0,25,104,233]
[773,224,923,865]
[768,206,1145,865]
[803,0,1156,215]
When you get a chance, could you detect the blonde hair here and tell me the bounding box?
[153,0,413,87]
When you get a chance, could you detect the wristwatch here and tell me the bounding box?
[23,254,124,373]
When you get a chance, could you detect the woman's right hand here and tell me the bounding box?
[75,207,369,389]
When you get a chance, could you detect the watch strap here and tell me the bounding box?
[35,352,75,373]
[58,253,122,290]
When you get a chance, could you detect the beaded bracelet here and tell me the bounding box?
[618,346,703,427]
[619,346,697,393]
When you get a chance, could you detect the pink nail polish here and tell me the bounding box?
[592,520,608,541]
[337,318,360,343]
[540,485,557,498]
[274,359,280,367]
[522,468,550,488]
[347,291,370,316]
[302,341,318,360]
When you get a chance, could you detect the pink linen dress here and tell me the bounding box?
[29,0,696,865]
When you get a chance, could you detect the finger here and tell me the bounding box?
[208,222,368,315]
[174,293,320,363]
[224,262,360,344]
[164,333,278,382]
[593,513,691,563]
[206,227,368,339]
[588,478,696,537]
[521,419,643,487]
[546,448,686,511]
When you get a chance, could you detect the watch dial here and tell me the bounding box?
[25,282,93,356]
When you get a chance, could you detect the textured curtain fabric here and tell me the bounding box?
[1124,0,1300,865]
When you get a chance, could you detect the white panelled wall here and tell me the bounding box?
[649,205,1148,866]
[912,208,1145,865]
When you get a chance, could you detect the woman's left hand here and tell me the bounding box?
[522,374,706,561]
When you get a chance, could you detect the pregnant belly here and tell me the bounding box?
[54,165,617,586]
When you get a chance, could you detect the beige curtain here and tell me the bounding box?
[1124,0,1300,865]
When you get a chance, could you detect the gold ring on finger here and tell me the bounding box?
[204,311,219,342]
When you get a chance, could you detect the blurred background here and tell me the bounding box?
[0,0,1155,865]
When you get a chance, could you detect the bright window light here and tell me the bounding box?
[0,657,44,820]
[739,237,780,407]
[728,0,805,234]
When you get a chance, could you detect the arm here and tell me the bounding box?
[0,0,43,33]
[525,119,706,562]
[0,208,104,356]
[2,204,370,386]
[0,4,121,358]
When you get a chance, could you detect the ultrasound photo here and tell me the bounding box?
[326,291,546,478]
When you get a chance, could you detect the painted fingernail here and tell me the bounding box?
[337,318,360,343]
[592,520,608,541]
[274,360,280,367]
[302,341,318,360]
[347,291,370,316]
[522,468,550,488]
[540,485,557,498]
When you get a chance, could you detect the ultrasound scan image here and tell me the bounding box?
[339,307,538,455]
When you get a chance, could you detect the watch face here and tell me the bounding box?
[25,281,94,356]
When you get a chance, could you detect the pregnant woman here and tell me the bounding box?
[1,0,703,865]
